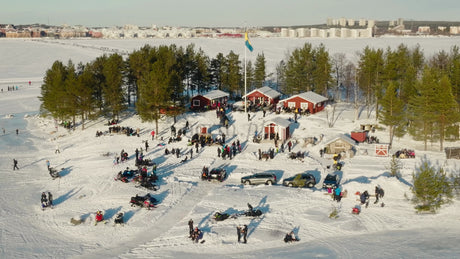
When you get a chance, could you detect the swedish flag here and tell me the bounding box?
[245,32,253,52]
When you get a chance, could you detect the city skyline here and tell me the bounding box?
[1,0,460,27]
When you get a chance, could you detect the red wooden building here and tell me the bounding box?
[190,90,229,110]
[263,117,292,141]
[243,86,281,106]
[279,91,328,114]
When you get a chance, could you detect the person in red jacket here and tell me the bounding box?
[95,211,104,222]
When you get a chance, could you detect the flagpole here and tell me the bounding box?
[244,34,247,114]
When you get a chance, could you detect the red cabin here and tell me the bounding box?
[279,91,328,114]
[191,90,229,111]
[243,86,281,106]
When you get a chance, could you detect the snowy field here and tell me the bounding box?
[1,38,460,259]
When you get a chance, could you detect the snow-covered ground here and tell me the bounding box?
[1,38,460,259]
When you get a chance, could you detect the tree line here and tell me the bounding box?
[40,43,460,150]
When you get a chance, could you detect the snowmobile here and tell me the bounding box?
[136,180,158,191]
[213,212,230,221]
[135,158,154,167]
[41,192,53,210]
[114,212,124,225]
[48,167,61,179]
[130,194,157,209]
[244,203,262,217]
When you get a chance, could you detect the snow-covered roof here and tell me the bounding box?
[265,117,291,128]
[324,134,356,146]
[243,86,281,99]
[281,91,328,104]
[202,89,229,100]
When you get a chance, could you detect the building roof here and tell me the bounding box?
[324,134,356,146]
[264,117,291,128]
[243,86,281,99]
[201,89,229,100]
[280,91,328,104]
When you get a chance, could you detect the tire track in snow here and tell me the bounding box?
[73,180,218,258]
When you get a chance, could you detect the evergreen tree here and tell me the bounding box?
[75,63,98,129]
[284,43,314,94]
[40,60,68,119]
[126,45,156,106]
[245,60,254,91]
[411,160,453,213]
[312,44,333,96]
[378,82,406,148]
[433,75,460,150]
[408,67,437,151]
[357,46,384,118]
[253,53,266,88]
[448,46,460,104]
[224,51,242,96]
[191,48,210,95]
[210,53,226,91]
[102,53,126,120]
[136,46,176,135]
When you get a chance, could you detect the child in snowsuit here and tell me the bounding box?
[95,211,104,222]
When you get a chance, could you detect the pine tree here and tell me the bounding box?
[102,53,126,120]
[40,60,68,119]
[312,44,333,97]
[408,67,437,150]
[253,53,266,88]
[210,53,226,91]
[245,60,254,90]
[411,160,453,213]
[378,82,406,148]
[433,75,460,150]
[224,51,242,96]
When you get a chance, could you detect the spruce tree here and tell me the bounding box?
[433,75,460,150]
[408,67,437,150]
[411,160,453,213]
[253,53,266,88]
[378,82,406,148]
[102,53,126,120]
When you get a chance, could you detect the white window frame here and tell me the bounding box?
[193,99,200,107]
[288,102,296,108]
[300,102,309,110]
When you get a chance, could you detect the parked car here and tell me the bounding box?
[202,168,226,182]
[282,173,316,188]
[241,173,277,185]
[322,173,340,189]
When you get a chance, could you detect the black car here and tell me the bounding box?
[241,173,277,185]
[322,173,340,189]
[202,168,226,182]
[282,173,316,188]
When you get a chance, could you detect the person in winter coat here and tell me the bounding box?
[242,225,248,243]
[374,186,385,204]
[48,192,53,206]
[13,159,19,170]
[188,219,194,237]
[284,231,298,243]
[334,186,342,202]
[360,191,370,205]
[237,226,241,242]
[114,213,124,224]
[145,141,149,152]
[287,141,292,152]
[95,211,104,222]
[41,192,48,207]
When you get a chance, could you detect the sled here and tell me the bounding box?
[95,220,108,226]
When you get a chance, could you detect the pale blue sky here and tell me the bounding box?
[1,0,459,27]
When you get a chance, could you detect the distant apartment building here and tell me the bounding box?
[450,26,460,34]
[417,26,431,34]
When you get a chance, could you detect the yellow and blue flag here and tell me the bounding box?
[245,32,253,52]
